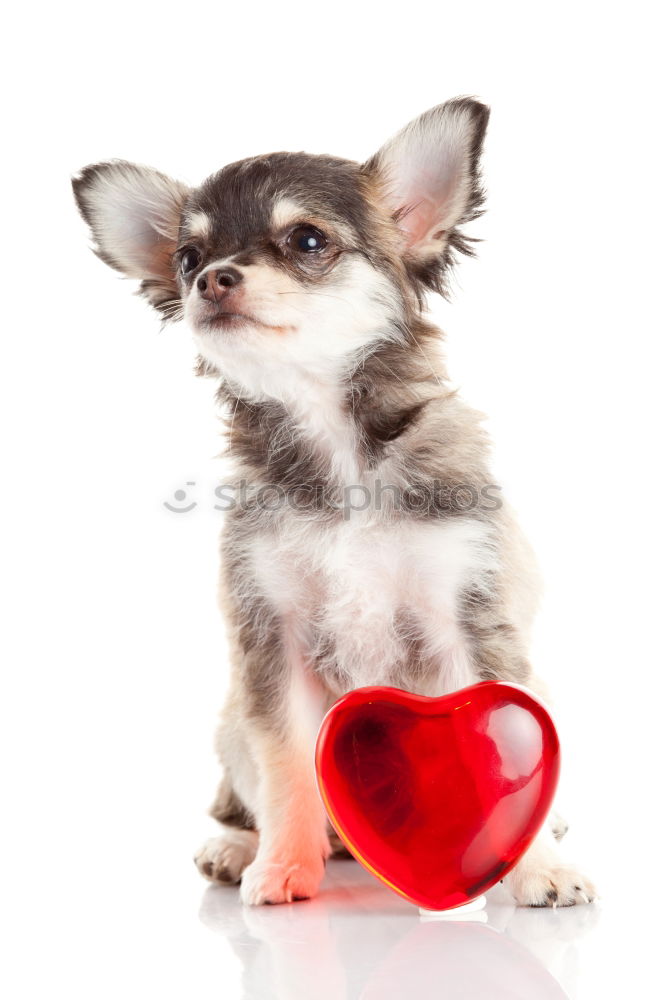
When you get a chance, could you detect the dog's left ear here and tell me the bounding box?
[363,97,489,293]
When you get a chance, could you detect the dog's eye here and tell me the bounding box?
[288,226,327,254]
[181,248,202,275]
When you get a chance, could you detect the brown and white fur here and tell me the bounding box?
[73,98,595,907]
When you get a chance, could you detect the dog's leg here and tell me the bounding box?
[233,619,331,906]
[195,546,331,902]
[461,608,595,906]
[239,728,331,904]
[195,764,260,884]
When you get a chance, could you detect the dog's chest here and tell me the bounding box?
[248,513,495,692]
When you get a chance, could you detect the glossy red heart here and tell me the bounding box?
[315,681,560,910]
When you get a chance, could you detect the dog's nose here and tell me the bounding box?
[197,266,243,303]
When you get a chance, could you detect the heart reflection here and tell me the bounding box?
[199,865,597,999]
[359,920,566,999]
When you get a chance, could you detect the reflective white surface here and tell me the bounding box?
[200,860,601,999]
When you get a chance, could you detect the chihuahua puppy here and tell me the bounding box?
[73,98,594,907]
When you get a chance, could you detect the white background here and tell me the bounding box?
[2,2,664,997]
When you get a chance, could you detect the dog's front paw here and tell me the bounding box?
[240,854,325,905]
[508,854,596,907]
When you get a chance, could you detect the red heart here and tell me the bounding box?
[315,681,560,910]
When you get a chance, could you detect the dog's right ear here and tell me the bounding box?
[72,160,190,319]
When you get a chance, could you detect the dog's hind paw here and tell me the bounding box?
[549,809,569,842]
[195,829,258,884]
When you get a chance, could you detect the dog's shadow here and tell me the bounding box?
[198,860,600,999]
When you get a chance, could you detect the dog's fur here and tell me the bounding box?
[73,98,594,907]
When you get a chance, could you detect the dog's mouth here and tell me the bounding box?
[196,308,292,337]
[200,311,257,330]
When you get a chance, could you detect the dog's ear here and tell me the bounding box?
[363,97,489,295]
[72,160,190,320]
